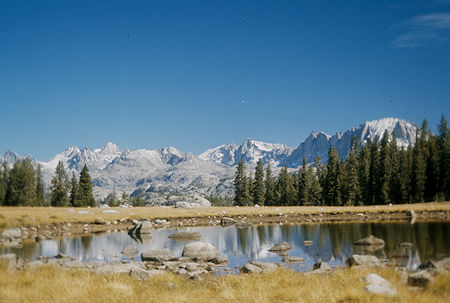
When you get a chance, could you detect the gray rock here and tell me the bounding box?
[353,235,385,246]
[364,284,397,297]
[155,219,169,225]
[182,242,218,260]
[121,245,139,258]
[268,242,291,252]
[211,254,228,264]
[2,227,21,239]
[435,257,450,271]
[250,261,278,272]
[400,242,413,247]
[138,221,152,234]
[346,255,382,267]
[24,260,45,270]
[141,249,178,262]
[363,273,394,289]
[303,240,313,246]
[408,271,433,287]
[129,266,164,280]
[220,217,237,227]
[241,263,262,274]
[282,256,305,263]
[168,231,201,241]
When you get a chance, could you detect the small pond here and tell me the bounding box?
[2,222,449,272]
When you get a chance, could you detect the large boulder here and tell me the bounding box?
[363,273,397,297]
[268,242,291,252]
[282,256,305,263]
[353,235,385,246]
[250,261,278,272]
[141,249,177,262]
[346,255,383,267]
[168,231,201,241]
[241,263,262,274]
[129,266,165,280]
[182,242,218,260]
[138,221,152,234]
[312,260,331,273]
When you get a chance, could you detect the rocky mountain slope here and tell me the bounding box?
[1,118,419,201]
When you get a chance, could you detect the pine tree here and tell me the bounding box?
[79,165,96,207]
[389,132,402,203]
[50,161,69,206]
[5,158,36,206]
[323,146,341,205]
[368,139,379,204]
[35,164,45,206]
[343,137,360,205]
[121,191,130,204]
[298,157,309,205]
[411,129,426,202]
[358,142,371,204]
[0,162,9,206]
[253,159,265,206]
[437,115,450,199]
[312,157,324,205]
[276,166,296,206]
[264,164,276,206]
[234,160,252,206]
[70,172,81,207]
[377,131,391,203]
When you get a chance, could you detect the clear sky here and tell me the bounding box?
[1,0,449,161]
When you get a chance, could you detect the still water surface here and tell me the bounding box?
[2,222,449,271]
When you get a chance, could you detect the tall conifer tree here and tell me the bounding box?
[79,165,95,207]
[253,159,265,206]
[50,161,69,206]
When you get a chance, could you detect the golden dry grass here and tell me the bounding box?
[0,262,449,303]
[0,202,449,229]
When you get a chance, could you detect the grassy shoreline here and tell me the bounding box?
[1,202,449,229]
[1,263,449,303]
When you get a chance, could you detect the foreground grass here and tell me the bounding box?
[0,263,449,303]
[0,202,449,229]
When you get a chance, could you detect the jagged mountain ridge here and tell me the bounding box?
[1,118,419,200]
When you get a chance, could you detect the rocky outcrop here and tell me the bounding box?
[182,242,218,261]
[121,245,139,258]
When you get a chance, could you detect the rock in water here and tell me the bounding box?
[182,242,218,260]
[282,256,305,263]
[346,255,383,267]
[141,249,178,262]
[268,242,291,252]
[2,227,22,239]
[353,235,385,246]
[220,217,238,227]
[168,231,201,241]
[138,221,152,234]
[312,260,331,273]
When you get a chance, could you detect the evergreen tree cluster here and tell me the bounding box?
[0,159,96,207]
[234,116,450,206]
[0,159,45,206]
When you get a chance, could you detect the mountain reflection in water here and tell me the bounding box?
[2,222,449,272]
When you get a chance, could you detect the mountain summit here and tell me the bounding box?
[1,117,419,200]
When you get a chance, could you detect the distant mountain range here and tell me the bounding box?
[1,118,418,201]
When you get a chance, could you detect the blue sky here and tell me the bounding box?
[1,0,449,161]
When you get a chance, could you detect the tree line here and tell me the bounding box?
[234,115,450,206]
[0,160,95,207]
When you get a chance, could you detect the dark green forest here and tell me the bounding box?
[0,160,95,207]
[234,115,450,206]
